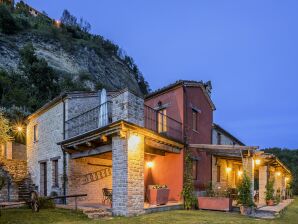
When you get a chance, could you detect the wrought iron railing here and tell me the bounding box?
[144,105,183,142]
[65,101,112,139]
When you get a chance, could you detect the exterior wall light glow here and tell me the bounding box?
[146,161,154,168]
[276,171,281,176]
[255,159,261,165]
[226,167,232,173]
[237,170,243,177]
[128,133,140,149]
[17,126,23,132]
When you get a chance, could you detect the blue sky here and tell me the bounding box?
[21,0,298,149]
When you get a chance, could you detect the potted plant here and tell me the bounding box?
[147,185,169,205]
[265,179,275,206]
[237,173,254,215]
[197,183,233,212]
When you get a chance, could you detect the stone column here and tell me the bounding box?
[112,131,144,216]
[259,166,267,205]
[243,157,254,202]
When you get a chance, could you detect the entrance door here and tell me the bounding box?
[40,162,47,196]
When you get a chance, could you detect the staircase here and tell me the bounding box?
[17,177,34,202]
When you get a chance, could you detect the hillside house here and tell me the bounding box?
[25,81,292,216]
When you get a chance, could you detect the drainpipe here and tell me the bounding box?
[62,99,67,204]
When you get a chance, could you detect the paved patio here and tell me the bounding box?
[254,199,294,219]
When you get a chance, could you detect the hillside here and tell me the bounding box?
[0,2,149,117]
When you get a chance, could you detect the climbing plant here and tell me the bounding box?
[182,149,196,209]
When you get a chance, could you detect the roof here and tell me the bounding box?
[145,80,216,110]
[213,123,245,146]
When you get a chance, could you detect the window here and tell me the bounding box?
[157,108,167,133]
[52,160,59,187]
[217,132,221,145]
[217,165,221,182]
[192,160,198,180]
[33,124,38,142]
[192,109,198,131]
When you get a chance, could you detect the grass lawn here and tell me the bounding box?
[1,198,297,224]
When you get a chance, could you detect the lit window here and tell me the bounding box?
[217,165,221,182]
[52,160,59,187]
[192,109,198,131]
[34,124,38,142]
[158,108,167,133]
[192,160,198,180]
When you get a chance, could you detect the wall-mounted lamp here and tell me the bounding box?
[226,167,232,173]
[237,170,243,177]
[276,171,281,176]
[146,161,154,168]
[255,159,261,165]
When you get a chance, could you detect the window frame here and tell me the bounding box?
[157,108,167,133]
[192,109,198,131]
[52,160,59,188]
[33,124,38,142]
[192,159,198,180]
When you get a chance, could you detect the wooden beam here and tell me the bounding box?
[145,138,180,153]
[145,147,165,156]
[70,144,112,159]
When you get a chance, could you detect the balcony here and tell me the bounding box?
[144,105,183,142]
[65,101,112,139]
[65,102,183,142]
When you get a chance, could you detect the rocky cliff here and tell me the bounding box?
[0,32,143,95]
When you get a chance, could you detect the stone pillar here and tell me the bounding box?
[112,89,144,126]
[259,166,267,205]
[112,131,144,216]
[243,157,254,202]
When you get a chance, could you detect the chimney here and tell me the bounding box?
[204,81,212,96]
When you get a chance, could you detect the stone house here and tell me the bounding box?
[212,123,244,146]
[26,80,292,216]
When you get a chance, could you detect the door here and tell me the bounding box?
[40,162,47,196]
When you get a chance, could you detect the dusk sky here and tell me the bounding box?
[21,0,298,149]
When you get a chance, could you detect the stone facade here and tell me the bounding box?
[27,102,64,197]
[0,142,26,160]
[112,90,144,126]
[112,132,144,216]
[67,157,112,204]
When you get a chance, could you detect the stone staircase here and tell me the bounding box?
[82,208,112,219]
[17,177,35,202]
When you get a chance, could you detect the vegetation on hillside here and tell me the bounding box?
[0,3,149,125]
[263,148,298,195]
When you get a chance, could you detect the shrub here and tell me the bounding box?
[265,179,275,201]
[38,197,55,209]
[0,4,17,34]
[237,172,254,207]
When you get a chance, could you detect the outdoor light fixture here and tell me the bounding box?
[226,167,232,173]
[147,161,154,168]
[16,126,23,132]
[237,170,243,177]
[255,159,261,165]
[276,171,281,176]
[128,133,140,149]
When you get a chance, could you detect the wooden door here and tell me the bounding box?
[40,162,47,196]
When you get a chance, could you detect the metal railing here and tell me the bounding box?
[65,101,112,139]
[144,105,183,142]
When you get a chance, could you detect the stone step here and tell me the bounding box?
[86,211,111,219]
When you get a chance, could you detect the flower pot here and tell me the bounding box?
[266,200,274,206]
[240,206,253,215]
[148,188,170,205]
[198,197,232,212]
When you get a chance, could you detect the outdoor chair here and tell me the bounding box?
[102,188,112,206]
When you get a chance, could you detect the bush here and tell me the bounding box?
[0,4,17,34]
[38,197,55,209]
[265,179,275,201]
[237,173,254,207]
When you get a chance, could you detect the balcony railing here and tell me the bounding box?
[65,101,112,139]
[144,105,183,142]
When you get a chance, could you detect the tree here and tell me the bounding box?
[61,9,77,27]
[0,111,13,144]
[0,4,17,34]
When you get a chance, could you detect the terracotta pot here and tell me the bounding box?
[198,197,232,212]
[240,206,253,215]
[266,200,274,206]
[148,188,170,205]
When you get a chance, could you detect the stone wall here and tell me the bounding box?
[67,157,112,204]
[112,133,145,216]
[0,159,27,202]
[27,102,64,197]
[212,129,239,145]
[112,90,144,126]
